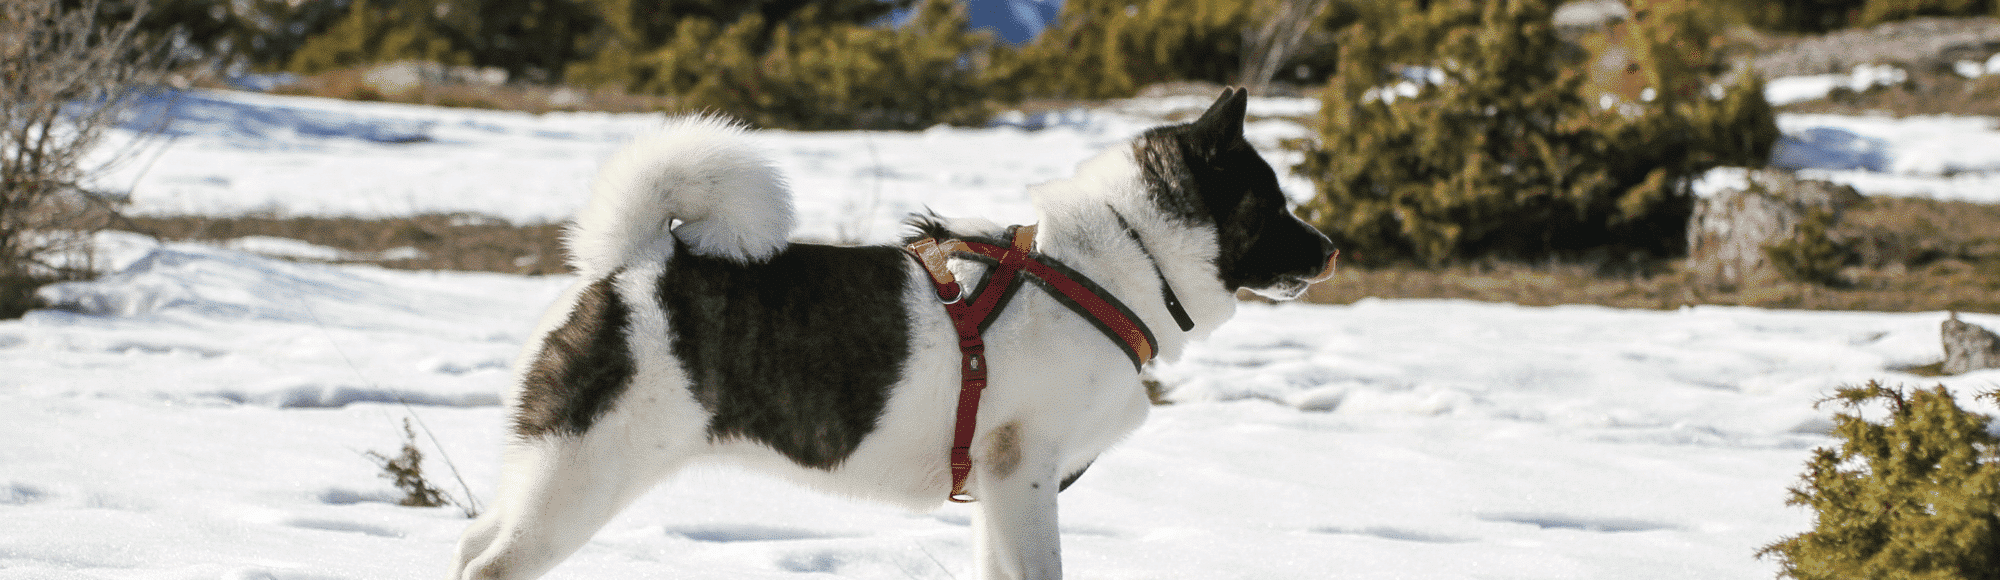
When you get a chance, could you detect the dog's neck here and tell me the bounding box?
[1108,209,1196,333]
[1025,152,1239,363]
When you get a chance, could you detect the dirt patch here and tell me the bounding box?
[1304,195,2000,314]
[115,194,2000,315]
[121,213,569,275]
[1745,16,2000,78]
[264,67,678,115]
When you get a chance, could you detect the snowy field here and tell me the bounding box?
[8,88,2000,579]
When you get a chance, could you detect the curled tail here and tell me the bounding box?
[567,115,794,275]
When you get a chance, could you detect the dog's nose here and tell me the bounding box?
[1306,231,1339,283]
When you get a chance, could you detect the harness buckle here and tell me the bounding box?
[907,238,967,304]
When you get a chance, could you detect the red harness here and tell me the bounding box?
[905,225,1160,502]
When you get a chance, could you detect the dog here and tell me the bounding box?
[449,88,1336,580]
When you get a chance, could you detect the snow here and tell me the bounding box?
[1762,64,1909,106]
[1952,52,2000,79]
[11,88,2000,578]
[1770,113,2000,203]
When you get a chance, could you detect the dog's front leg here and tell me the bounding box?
[970,425,1063,580]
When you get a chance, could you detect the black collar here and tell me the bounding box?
[1111,210,1197,333]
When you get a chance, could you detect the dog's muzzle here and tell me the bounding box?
[1306,249,1339,284]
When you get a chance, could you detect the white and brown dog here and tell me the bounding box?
[450,89,1336,580]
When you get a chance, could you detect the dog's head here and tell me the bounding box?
[1134,88,1337,300]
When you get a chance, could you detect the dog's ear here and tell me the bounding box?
[1192,87,1248,143]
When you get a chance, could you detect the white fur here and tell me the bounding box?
[454,119,1298,580]
[567,115,793,274]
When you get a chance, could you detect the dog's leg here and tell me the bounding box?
[452,431,687,580]
[971,423,1064,580]
[452,511,504,575]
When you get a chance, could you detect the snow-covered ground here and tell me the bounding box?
[9,88,2000,579]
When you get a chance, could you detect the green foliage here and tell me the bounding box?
[434,0,600,82]
[566,0,910,89]
[1760,382,2000,580]
[279,0,987,130]
[286,0,469,75]
[1732,0,1998,32]
[996,0,1254,99]
[582,0,992,130]
[1294,0,1775,266]
[1767,211,1852,286]
[1733,0,1869,32]
[118,0,348,70]
[994,0,1344,100]
[287,0,590,80]
[1855,0,2000,25]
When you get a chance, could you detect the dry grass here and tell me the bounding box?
[1303,195,2000,314]
[1302,263,2000,313]
[123,213,568,275]
[111,196,2000,314]
[265,67,678,115]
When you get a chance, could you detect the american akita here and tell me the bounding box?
[450,88,1336,580]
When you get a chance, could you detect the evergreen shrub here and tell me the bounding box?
[567,0,990,130]
[994,0,1345,100]
[1760,382,2000,580]
[1765,210,1853,286]
[287,0,593,82]
[1294,0,1776,266]
[1732,0,1998,32]
[673,0,989,130]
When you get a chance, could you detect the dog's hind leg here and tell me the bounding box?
[971,422,1064,580]
[451,429,692,580]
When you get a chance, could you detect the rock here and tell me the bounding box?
[1686,169,1862,289]
[1942,312,2000,375]
[362,61,510,96]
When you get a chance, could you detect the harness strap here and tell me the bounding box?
[906,225,1159,503]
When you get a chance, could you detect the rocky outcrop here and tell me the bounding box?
[1686,169,1862,289]
[1942,312,2000,375]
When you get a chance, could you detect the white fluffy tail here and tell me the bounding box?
[567,115,794,275]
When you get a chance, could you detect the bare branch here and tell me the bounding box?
[1239,0,1334,94]
[1,0,170,315]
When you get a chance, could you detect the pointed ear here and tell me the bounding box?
[1192,87,1248,141]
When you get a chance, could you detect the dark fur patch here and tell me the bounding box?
[1134,90,1335,291]
[903,213,956,243]
[1059,460,1093,492]
[513,272,636,439]
[659,242,912,470]
[987,422,1023,479]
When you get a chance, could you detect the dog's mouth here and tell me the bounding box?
[1307,249,1338,283]
[1246,250,1335,301]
